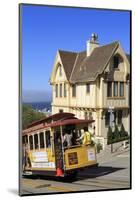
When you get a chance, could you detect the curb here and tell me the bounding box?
[97,148,129,160]
[111,148,130,157]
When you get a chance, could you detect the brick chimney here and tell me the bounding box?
[86,33,99,56]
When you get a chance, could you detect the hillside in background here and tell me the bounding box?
[22,104,46,130]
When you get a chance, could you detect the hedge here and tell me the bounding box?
[107,124,129,145]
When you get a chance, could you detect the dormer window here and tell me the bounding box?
[113,56,119,69]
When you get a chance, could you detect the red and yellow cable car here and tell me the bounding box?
[22,112,98,177]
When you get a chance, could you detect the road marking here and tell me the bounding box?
[47,185,74,192]
[35,184,51,189]
[21,179,74,192]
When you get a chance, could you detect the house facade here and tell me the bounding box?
[50,34,130,148]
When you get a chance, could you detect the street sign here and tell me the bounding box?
[108,107,115,127]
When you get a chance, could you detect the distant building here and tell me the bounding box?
[50,34,130,148]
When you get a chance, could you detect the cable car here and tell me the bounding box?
[22,112,98,177]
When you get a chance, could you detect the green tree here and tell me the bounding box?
[113,124,120,141]
[22,104,46,129]
[107,126,114,153]
[107,126,113,145]
[120,123,127,137]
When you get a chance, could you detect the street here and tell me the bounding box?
[20,150,130,195]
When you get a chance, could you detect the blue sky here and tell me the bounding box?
[21,4,130,102]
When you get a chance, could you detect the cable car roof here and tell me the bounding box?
[27,112,75,128]
[48,118,95,128]
[22,113,95,135]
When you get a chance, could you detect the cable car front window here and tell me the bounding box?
[29,135,33,150]
[46,131,51,148]
[34,134,39,149]
[22,135,28,145]
[54,131,61,145]
[39,132,44,148]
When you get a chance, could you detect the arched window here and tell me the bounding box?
[59,65,62,76]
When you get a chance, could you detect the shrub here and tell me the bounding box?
[120,123,128,137]
[96,143,103,153]
[111,135,130,144]
[107,126,113,145]
[107,124,129,145]
[114,124,120,140]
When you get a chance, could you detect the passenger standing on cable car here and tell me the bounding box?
[76,127,92,145]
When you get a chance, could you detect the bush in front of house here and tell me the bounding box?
[96,142,103,153]
[107,126,113,145]
[107,124,129,145]
[120,123,128,137]
[111,135,130,144]
[113,124,120,140]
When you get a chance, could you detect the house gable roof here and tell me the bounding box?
[58,50,77,80]
[70,41,119,83]
[126,54,130,63]
[54,41,129,83]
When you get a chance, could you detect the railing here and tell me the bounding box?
[63,143,95,150]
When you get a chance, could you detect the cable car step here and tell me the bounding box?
[23,171,33,175]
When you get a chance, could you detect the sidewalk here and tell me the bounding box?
[97,145,130,164]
